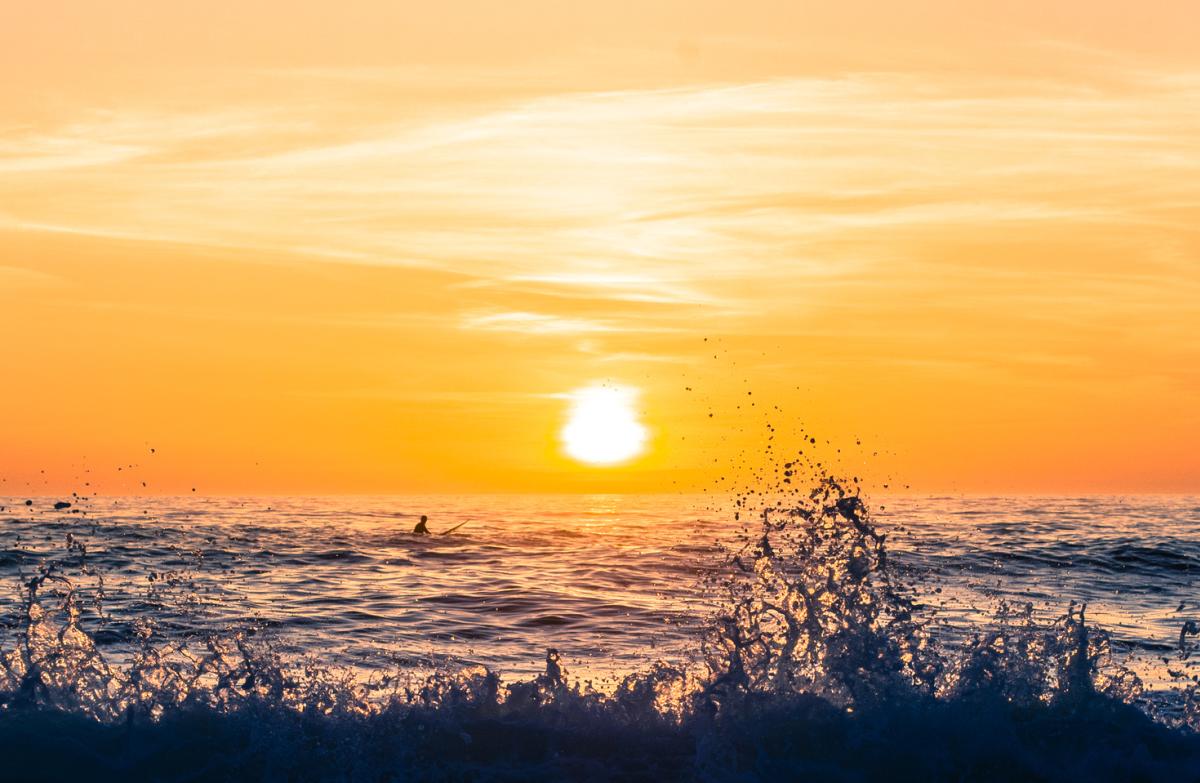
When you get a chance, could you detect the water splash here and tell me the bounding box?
[701,475,941,709]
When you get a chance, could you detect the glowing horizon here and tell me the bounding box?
[1,1,1198,495]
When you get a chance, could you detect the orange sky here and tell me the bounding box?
[2,1,1198,495]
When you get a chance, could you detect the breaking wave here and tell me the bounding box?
[4,472,1200,780]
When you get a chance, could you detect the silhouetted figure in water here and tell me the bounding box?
[413,515,430,535]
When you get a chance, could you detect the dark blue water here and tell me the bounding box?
[2,485,1199,780]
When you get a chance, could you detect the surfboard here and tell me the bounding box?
[439,521,469,536]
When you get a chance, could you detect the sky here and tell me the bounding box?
[1,1,1198,495]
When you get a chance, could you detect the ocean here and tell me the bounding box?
[2,484,1199,780]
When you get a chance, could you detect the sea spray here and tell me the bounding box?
[702,474,945,711]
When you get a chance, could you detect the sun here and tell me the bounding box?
[560,384,648,466]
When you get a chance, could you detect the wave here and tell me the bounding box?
[3,475,1200,781]
[941,540,1200,575]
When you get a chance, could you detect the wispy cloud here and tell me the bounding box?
[0,136,144,172]
[461,311,629,335]
[2,67,1198,373]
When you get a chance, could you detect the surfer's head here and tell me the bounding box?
[420,515,428,523]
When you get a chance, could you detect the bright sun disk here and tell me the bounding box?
[561,385,648,465]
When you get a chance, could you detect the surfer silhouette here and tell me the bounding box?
[411,515,467,535]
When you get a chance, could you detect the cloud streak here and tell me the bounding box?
[2,67,1198,373]
[460,311,627,335]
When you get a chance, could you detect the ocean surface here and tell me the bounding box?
[2,487,1200,780]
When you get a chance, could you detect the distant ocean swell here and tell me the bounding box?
[3,478,1200,781]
